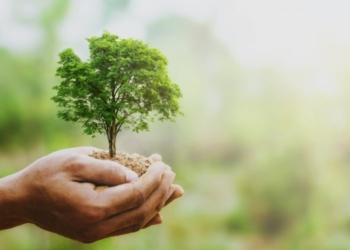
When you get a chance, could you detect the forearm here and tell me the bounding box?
[0,172,27,230]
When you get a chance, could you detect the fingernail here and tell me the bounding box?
[126,170,138,182]
[166,186,175,200]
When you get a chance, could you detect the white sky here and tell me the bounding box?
[1,0,350,71]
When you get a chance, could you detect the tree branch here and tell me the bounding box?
[87,81,109,105]
[114,81,126,101]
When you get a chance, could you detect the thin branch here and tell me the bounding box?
[114,81,125,97]
[87,82,109,105]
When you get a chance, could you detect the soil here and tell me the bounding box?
[90,151,154,191]
[90,150,153,178]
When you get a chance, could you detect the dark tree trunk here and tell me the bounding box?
[108,121,117,158]
[109,133,116,158]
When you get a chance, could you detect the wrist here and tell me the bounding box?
[0,171,28,229]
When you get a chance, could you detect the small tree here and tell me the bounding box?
[52,31,183,157]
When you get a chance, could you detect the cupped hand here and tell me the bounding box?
[7,147,180,243]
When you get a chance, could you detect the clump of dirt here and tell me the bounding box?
[90,151,153,177]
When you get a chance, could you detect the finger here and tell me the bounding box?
[103,214,161,237]
[165,164,172,171]
[142,186,183,230]
[71,156,138,186]
[98,169,175,236]
[104,224,142,237]
[149,154,162,162]
[147,154,173,173]
[165,184,184,206]
[155,183,175,212]
[143,214,163,229]
[99,162,167,216]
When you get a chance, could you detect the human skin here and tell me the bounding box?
[0,147,184,243]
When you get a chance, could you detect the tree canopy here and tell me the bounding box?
[52,31,183,157]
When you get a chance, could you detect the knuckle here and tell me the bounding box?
[65,154,86,172]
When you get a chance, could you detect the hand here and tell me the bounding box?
[0,147,179,243]
[143,154,185,228]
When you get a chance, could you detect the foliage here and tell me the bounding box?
[4,1,350,249]
[52,31,183,156]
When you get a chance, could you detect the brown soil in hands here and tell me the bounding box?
[90,151,154,191]
[90,150,154,177]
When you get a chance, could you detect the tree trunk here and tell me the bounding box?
[109,134,116,158]
[108,122,117,158]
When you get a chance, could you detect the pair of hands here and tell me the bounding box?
[0,147,184,243]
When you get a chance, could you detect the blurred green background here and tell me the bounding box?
[2,0,350,249]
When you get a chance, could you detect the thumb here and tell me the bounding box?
[72,156,138,186]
